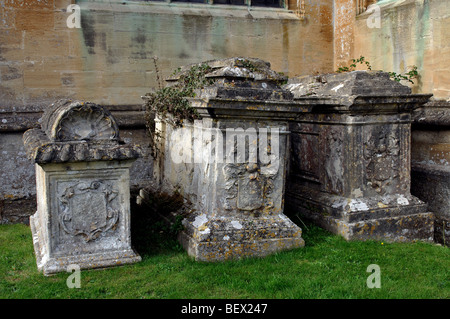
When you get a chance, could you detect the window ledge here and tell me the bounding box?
[77,0,300,20]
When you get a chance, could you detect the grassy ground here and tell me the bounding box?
[0,202,448,299]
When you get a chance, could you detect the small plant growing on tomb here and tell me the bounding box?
[238,58,258,72]
[143,59,214,158]
[388,65,419,84]
[144,62,213,127]
[336,55,419,84]
[336,56,372,73]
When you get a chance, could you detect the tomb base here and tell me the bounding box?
[286,186,434,242]
[179,212,304,262]
[30,213,141,275]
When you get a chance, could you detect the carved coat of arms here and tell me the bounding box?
[59,181,120,242]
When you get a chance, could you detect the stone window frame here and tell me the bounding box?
[71,1,300,28]
[138,0,287,9]
[356,0,379,15]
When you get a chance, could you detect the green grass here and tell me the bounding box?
[0,207,449,299]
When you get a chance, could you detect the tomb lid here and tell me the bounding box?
[163,57,293,102]
[40,100,120,142]
[166,57,288,89]
[412,100,450,127]
[284,71,413,99]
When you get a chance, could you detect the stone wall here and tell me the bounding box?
[0,0,334,109]
[353,0,450,100]
[333,0,356,69]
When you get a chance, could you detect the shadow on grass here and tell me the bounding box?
[130,189,337,260]
[130,190,185,259]
[286,209,337,248]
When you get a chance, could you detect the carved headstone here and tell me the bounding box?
[23,100,141,275]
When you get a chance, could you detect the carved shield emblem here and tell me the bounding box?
[59,181,120,242]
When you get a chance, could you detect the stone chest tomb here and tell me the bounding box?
[283,71,434,242]
[145,58,436,260]
[146,57,306,261]
[23,100,141,275]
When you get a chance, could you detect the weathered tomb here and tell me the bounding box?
[283,71,435,242]
[411,100,450,245]
[145,57,305,261]
[23,100,142,275]
[146,59,438,260]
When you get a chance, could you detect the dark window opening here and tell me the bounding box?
[213,0,246,5]
[171,0,208,3]
[156,0,284,8]
[251,0,281,8]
